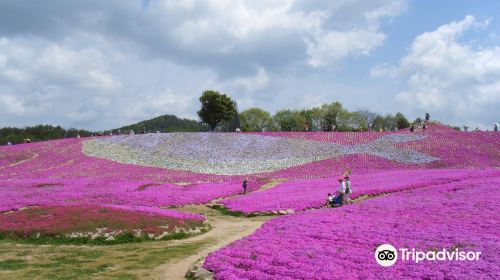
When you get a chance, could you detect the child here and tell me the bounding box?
[327,193,335,207]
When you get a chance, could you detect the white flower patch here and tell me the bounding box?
[83,133,438,175]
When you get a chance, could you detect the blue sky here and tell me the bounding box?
[0,0,499,130]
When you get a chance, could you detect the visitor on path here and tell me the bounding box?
[242,178,248,194]
[344,177,352,204]
[410,124,414,132]
[336,178,346,206]
[425,113,430,121]
[494,123,499,132]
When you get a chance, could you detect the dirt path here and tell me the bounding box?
[151,206,271,280]
[150,182,388,280]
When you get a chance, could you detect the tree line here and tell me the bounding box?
[0,125,92,145]
[197,90,410,132]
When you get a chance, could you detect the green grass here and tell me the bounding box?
[0,259,28,270]
[209,204,259,217]
[0,226,209,246]
[0,237,215,279]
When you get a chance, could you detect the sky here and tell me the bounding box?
[1,0,499,131]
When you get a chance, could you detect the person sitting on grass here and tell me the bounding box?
[327,193,335,207]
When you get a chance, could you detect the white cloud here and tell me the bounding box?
[0,0,408,129]
[372,15,500,129]
[306,29,385,67]
[233,67,269,92]
[0,95,26,115]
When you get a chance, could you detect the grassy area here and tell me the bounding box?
[0,228,209,246]
[0,238,214,279]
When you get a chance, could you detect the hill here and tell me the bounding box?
[114,114,205,133]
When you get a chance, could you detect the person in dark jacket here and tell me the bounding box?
[242,178,248,194]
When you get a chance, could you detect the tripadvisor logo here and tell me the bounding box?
[375,244,482,267]
[375,244,398,267]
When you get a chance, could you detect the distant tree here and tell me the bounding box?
[349,111,368,131]
[321,102,344,131]
[383,114,398,131]
[197,90,236,131]
[395,112,410,129]
[371,114,403,131]
[372,115,386,131]
[335,111,348,131]
[307,107,324,131]
[272,109,305,131]
[356,110,378,130]
[240,108,272,132]
[0,125,93,145]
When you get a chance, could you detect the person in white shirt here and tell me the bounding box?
[344,177,352,204]
[337,178,346,205]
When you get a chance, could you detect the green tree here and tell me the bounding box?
[240,108,272,132]
[197,90,236,131]
[321,102,344,131]
[395,112,410,129]
[372,115,386,131]
[272,109,305,131]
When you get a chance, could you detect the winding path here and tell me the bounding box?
[151,205,271,280]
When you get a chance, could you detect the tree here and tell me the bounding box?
[383,114,398,131]
[197,90,235,131]
[395,112,410,129]
[272,109,305,131]
[372,115,386,131]
[240,108,272,132]
[321,102,344,131]
[356,110,379,130]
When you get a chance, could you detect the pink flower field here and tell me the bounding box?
[221,168,500,214]
[0,124,499,278]
[205,175,500,279]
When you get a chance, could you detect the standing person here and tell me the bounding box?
[425,113,430,122]
[410,124,414,132]
[242,178,248,194]
[344,177,352,204]
[494,123,499,132]
[336,178,346,206]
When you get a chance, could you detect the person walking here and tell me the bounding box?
[242,178,248,194]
